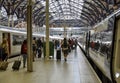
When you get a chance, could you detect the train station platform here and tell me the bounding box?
[0,46,101,83]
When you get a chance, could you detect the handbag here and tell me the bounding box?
[0,61,8,70]
[62,47,68,50]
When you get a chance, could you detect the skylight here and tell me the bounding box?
[49,0,84,20]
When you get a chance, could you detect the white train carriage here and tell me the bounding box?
[78,9,120,83]
[0,25,63,58]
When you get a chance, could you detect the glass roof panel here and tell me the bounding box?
[1,7,7,18]
[49,0,84,20]
[0,0,117,27]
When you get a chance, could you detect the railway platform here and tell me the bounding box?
[0,46,101,83]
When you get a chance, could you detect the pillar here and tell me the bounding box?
[27,0,33,72]
[45,0,49,60]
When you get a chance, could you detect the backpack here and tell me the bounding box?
[63,41,68,48]
[21,44,27,54]
[61,41,69,51]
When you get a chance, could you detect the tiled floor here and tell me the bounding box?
[0,46,101,83]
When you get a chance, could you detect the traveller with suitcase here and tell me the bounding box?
[0,38,9,70]
[21,39,27,68]
[12,40,27,70]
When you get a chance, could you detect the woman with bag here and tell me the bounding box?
[0,38,9,61]
[61,38,69,61]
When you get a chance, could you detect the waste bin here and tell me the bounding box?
[43,41,54,58]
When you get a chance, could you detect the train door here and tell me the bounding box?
[112,16,120,83]
[2,33,11,56]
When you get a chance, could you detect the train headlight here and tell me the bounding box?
[115,72,120,78]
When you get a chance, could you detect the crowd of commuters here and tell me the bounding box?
[32,37,43,59]
[21,37,43,68]
[0,37,78,68]
[54,38,78,61]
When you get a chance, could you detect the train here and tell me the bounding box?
[78,9,120,83]
[0,25,63,58]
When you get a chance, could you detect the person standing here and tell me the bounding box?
[21,39,27,68]
[32,37,37,61]
[0,38,9,61]
[37,38,43,58]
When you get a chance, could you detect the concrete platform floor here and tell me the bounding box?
[0,46,101,83]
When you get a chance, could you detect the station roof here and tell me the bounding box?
[0,0,120,28]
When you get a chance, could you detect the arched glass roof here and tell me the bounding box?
[49,0,84,20]
[0,0,120,28]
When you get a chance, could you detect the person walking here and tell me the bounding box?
[37,38,43,58]
[21,39,27,68]
[61,38,69,61]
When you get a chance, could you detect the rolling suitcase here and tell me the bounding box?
[12,56,21,70]
[38,47,42,58]
[0,61,8,70]
[56,50,61,60]
[12,60,21,70]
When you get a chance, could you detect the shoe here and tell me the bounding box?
[23,66,26,68]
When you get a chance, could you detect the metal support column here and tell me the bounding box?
[45,0,49,60]
[8,15,10,27]
[12,15,14,27]
[27,0,33,72]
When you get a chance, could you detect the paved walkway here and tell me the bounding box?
[0,46,101,83]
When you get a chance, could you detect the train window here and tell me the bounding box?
[12,35,26,45]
